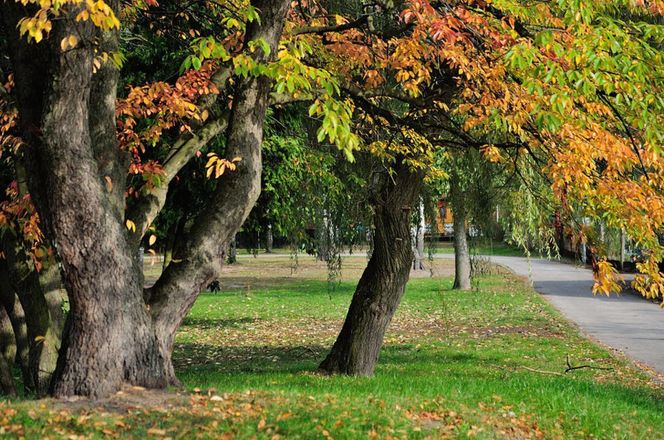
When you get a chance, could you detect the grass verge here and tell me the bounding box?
[1,257,662,439]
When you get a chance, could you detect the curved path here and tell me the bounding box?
[469,255,664,375]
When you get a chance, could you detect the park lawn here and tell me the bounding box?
[1,257,663,439]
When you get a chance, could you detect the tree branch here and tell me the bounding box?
[292,15,369,36]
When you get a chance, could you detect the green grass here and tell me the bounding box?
[1,265,662,439]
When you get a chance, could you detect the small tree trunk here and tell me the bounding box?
[163,214,187,271]
[266,223,274,253]
[0,306,16,371]
[450,176,471,290]
[1,235,64,395]
[620,228,626,271]
[415,200,426,270]
[319,160,423,375]
[0,326,16,397]
[0,299,18,396]
[0,264,32,391]
[228,235,238,264]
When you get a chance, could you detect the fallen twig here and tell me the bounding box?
[565,354,613,373]
[520,366,564,376]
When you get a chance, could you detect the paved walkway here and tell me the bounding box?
[471,255,664,375]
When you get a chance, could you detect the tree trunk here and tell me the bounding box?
[319,159,423,375]
[0,234,64,394]
[3,0,289,397]
[266,223,274,253]
[147,0,290,385]
[0,314,16,396]
[450,175,471,290]
[4,4,167,397]
[228,235,238,264]
[413,200,426,270]
[0,306,16,370]
[0,263,31,391]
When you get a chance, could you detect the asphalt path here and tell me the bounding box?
[451,255,664,375]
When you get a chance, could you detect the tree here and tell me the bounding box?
[311,0,663,375]
[1,0,291,397]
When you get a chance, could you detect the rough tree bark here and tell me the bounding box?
[3,3,167,397]
[147,0,290,385]
[450,174,471,290]
[319,159,424,375]
[2,0,289,397]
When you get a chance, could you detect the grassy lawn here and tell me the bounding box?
[2,257,662,439]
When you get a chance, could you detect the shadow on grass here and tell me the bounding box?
[173,342,501,375]
[174,341,664,414]
[181,316,260,329]
[204,279,356,295]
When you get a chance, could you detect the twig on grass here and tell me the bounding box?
[520,366,564,376]
[564,354,613,373]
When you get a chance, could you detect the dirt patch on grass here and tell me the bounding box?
[47,385,191,414]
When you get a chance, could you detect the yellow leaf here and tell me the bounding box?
[126,220,136,233]
[149,235,157,246]
[104,176,113,192]
[205,156,217,168]
[34,335,46,343]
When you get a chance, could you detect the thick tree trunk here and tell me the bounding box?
[319,160,423,375]
[450,176,471,290]
[4,4,166,397]
[4,0,289,397]
[147,0,290,385]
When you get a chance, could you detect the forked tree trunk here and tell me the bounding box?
[3,0,289,397]
[319,160,423,375]
[450,175,471,290]
[147,0,290,385]
[4,4,167,397]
